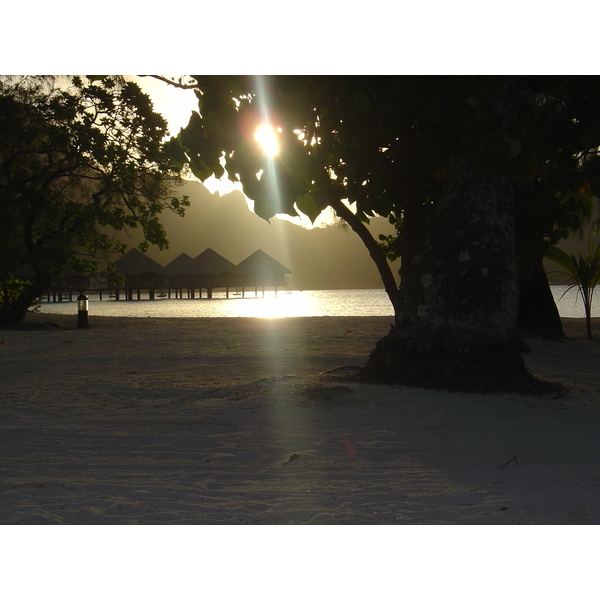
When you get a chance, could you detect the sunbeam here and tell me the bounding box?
[251,76,294,283]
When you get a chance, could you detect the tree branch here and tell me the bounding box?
[327,195,399,314]
[141,75,198,90]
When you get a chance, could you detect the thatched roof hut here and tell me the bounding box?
[163,253,197,288]
[193,248,237,275]
[192,248,238,288]
[114,248,166,288]
[114,248,166,276]
[235,249,291,286]
[110,247,291,291]
[164,253,196,276]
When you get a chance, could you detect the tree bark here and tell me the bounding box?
[397,174,428,281]
[360,156,541,393]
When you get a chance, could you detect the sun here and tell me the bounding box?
[254,125,280,156]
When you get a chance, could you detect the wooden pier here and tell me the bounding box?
[40,285,282,303]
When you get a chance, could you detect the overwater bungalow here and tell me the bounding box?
[164,252,197,290]
[113,248,167,299]
[235,249,291,288]
[192,248,238,291]
[163,249,239,298]
[39,247,291,302]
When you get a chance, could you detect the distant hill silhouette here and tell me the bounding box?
[132,180,398,290]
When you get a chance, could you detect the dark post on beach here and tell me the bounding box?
[77,293,90,329]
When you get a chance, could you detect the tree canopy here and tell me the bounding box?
[166,76,600,314]
[162,75,600,391]
[0,76,188,324]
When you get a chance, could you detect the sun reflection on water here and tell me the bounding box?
[236,292,312,319]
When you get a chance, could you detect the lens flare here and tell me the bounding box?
[254,125,279,156]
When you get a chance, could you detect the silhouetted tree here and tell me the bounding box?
[0,76,188,325]
[164,75,600,392]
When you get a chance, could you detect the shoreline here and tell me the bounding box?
[8,309,600,340]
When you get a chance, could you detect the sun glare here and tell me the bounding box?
[238,292,311,318]
[255,125,280,156]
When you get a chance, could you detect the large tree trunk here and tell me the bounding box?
[360,156,540,393]
[399,195,427,282]
[516,252,565,340]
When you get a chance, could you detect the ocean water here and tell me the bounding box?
[37,289,394,319]
[35,286,591,319]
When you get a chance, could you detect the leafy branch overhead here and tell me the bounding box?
[167,77,600,303]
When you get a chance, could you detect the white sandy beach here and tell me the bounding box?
[1,312,600,526]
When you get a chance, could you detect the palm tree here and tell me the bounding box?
[545,229,600,339]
